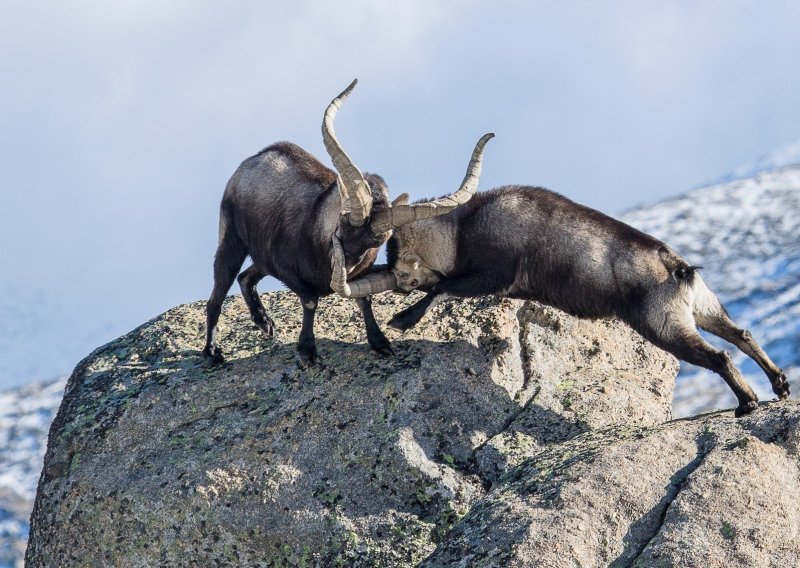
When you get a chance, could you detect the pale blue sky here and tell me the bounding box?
[2,1,800,387]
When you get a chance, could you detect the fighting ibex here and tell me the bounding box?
[203,80,493,368]
[337,185,790,416]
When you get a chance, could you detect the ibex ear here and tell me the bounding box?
[404,253,422,271]
[391,193,410,207]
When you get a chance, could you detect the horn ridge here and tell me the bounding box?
[370,132,494,233]
[330,233,397,298]
[322,79,373,226]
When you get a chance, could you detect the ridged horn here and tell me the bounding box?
[370,132,494,234]
[330,234,397,298]
[322,79,372,226]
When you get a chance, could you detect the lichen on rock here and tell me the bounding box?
[26,291,795,567]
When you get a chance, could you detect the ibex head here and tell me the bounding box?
[324,81,493,298]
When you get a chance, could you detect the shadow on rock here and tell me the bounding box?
[27,293,679,567]
[31,313,529,565]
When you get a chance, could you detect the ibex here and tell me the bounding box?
[203,79,492,368]
[336,185,790,416]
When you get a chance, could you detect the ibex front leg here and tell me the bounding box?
[296,293,319,369]
[355,296,393,355]
[388,273,486,331]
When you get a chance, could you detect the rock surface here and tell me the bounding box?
[25,291,795,566]
[423,404,800,567]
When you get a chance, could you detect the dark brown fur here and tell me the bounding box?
[204,143,393,368]
[387,185,790,416]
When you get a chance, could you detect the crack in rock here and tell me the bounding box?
[618,432,716,567]
[462,302,544,486]
[515,302,536,404]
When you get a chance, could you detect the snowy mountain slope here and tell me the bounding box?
[624,166,800,416]
[707,138,800,186]
[0,379,65,568]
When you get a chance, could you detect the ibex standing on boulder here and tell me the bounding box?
[338,185,790,416]
[203,80,493,368]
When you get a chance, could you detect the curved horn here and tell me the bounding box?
[322,79,372,226]
[330,235,397,298]
[370,132,494,234]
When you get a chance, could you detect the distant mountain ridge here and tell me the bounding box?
[705,137,800,186]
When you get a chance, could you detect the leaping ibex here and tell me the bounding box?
[335,185,790,416]
[203,79,493,368]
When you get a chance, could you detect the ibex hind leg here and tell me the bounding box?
[204,227,248,365]
[634,295,758,416]
[692,277,790,399]
[238,264,275,339]
[653,325,758,416]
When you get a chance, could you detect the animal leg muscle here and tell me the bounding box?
[388,291,452,331]
[645,321,758,417]
[238,264,275,338]
[691,276,789,399]
[696,311,789,400]
[356,296,393,356]
[388,273,492,331]
[204,226,248,365]
[296,293,319,369]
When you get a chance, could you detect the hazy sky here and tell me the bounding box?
[2,1,800,387]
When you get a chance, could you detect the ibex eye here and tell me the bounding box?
[410,279,419,287]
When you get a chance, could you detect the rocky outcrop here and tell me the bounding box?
[424,405,800,567]
[26,291,795,566]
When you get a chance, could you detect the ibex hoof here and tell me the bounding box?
[260,321,275,339]
[772,373,790,400]
[734,400,758,418]
[203,345,225,366]
[297,343,318,369]
[387,311,417,332]
[252,314,275,338]
[370,337,394,357]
